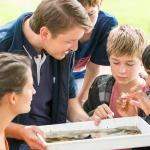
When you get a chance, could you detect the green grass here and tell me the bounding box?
[0,0,150,41]
[0,0,39,24]
[102,0,150,41]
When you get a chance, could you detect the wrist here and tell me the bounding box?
[6,123,26,140]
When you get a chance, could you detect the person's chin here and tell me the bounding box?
[116,77,128,84]
[26,107,31,113]
[26,104,31,113]
[54,54,66,60]
[117,81,127,84]
[117,79,131,85]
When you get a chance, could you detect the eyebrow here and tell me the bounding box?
[126,60,135,63]
[111,58,134,63]
[88,10,95,13]
[111,58,119,61]
[88,10,96,14]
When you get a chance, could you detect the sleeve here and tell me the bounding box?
[0,35,12,52]
[0,23,14,52]
[69,53,76,99]
[69,72,76,99]
[90,17,118,66]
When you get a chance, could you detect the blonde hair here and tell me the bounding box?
[107,24,147,59]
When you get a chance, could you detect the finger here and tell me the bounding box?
[27,133,47,150]
[94,107,106,119]
[130,100,140,107]
[97,105,109,119]
[130,85,142,92]
[37,133,47,145]
[122,99,128,108]
[102,104,114,117]
[32,126,46,138]
[29,126,47,149]
[117,98,127,109]
[133,95,150,115]
[92,115,101,126]
[34,133,47,149]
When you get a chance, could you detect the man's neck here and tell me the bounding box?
[22,18,42,53]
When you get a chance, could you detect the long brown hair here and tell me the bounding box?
[0,53,31,99]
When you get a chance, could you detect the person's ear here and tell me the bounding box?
[8,92,17,105]
[39,26,52,40]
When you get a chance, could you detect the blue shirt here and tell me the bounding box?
[73,11,118,79]
[23,38,53,125]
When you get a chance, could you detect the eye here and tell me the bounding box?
[88,12,95,16]
[126,63,135,66]
[112,61,119,65]
[65,41,71,44]
[146,72,150,75]
[88,10,97,16]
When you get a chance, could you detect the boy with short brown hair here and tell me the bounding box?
[83,24,149,122]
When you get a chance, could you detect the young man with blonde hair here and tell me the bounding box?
[0,0,101,149]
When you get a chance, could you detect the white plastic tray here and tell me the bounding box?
[39,116,150,150]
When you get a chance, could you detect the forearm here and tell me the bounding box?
[67,98,90,122]
[5,122,47,149]
[139,97,150,116]
[5,122,25,140]
[82,62,100,92]
[78,62,100,103]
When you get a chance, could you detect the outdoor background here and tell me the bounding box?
[0,0,150,41]
[0,0,149,74]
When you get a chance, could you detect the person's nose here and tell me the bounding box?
[70,41,78,52]
[33,87,36,95]
[119,64,126,74]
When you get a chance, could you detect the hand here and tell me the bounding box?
[127,85,150,115]
[90,104,114,125]
[116,93,138,117]
[20,125,47,150]
[130,91,150,115]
